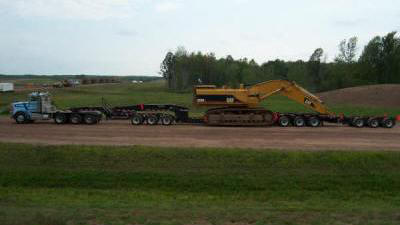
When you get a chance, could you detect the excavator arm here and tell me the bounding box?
[248,80,331,115]
[194,80,331,115]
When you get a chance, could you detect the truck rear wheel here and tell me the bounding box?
[70,114,82,124]
[367,118,379,128]
[146,115,158,125]
[307,117,321,127]
[278,116,290,127]
[381,118,395,128]
[161,115,174,126]
[294,116,305,127]
[131,114,144,125]
[352,117,364,128]
[54,113,67,124]
[15,112,28,124]
[83,114,97,125]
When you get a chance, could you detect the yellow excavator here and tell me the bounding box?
[193,80,396,128]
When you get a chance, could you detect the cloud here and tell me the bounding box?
[116,29,139,37]
[155,1,181,13]
[0,0,139,20]
[334,19,365,27]
[234,0,250,4]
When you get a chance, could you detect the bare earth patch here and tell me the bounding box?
[318,84,400,108]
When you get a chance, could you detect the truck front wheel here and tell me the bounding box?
[15,112,28,124]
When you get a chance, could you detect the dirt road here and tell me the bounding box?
[0,117,399,150]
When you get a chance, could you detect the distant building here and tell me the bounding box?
[0,83,14,92]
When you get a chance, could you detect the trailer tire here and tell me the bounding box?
[278,116,290,127]
[161,115,174,126]
[146,115,158,125]
[307,117,321,127]
[381,118,395,128]
[83,114,97,125]
[54,113,67,124]
[15,112,28,124]
[293,116,305,127]
[352,117,364,128]
[131,114,144,125]
[70,114,82,124]
[367,118,379,128]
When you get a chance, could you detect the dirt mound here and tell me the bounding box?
[318,84,400,108]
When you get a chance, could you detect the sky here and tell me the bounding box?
[0,0,399,76]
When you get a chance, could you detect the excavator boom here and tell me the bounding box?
[248,80,331,114]
[194,80,331,115]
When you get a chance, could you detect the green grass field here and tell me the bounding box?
[1,80,400,117]
[1,80,400,224]
[1,143,400,225]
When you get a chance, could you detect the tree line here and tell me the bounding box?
[160,31,400,92]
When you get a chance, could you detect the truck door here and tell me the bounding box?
[28,95,41,113]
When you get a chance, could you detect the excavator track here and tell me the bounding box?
[204,107,276,126]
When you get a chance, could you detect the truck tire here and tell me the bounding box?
[161,115,174,126]
[293,116,305,127]
[131,114,144,125]
[70,114,82,124]
[83,114,97,125]
[278,116,290,127]
[54,113,67,124]
[307,117,321,127]
[381,118,395,128]
[352,117,364,128]
[14,112,28,124]
[367,118,379,128]
[146,115,158,125]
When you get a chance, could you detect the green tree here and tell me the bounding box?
[308,48,324,91]
[160,52,175,89]
[359,31,400,83]
[335,37,358,63]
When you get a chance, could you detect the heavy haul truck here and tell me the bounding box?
[10,80,397,128]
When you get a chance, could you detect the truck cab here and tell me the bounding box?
[11,92,56,123]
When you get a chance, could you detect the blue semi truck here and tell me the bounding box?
[11,92,102,124]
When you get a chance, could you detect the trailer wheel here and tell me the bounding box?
[54,113,67,124]
[15,112,28,124]
[70,114,82,124]
[293,116,305,127]
[161,115,174,126]
[381,118,395,128]
[352,117,364,128]
[131,114,144,125]
[367,118,379,128]
[307,117,321,127]
[83,114,97,125]
[146,115,158,125]
[278,116,290,127]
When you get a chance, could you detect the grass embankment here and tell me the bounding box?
[1,80,400,117]
[1,143,400,225]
